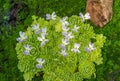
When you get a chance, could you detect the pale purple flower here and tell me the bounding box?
[60,16,69,27]
[24,44,32,55]
[71,43,81,53]
[84,47,91,53]
[62,38,69,45]
[62,32,68,37]
[79,12,90,22]
[85,12,90,19]
[62,25,69,32]
[46,14,51,20]
[46,12,56,20]
[89,42,96,50]
[35,30,41,34]
[37,34,49,46]
[72,25,80,32]
[16,31,27,42]
[31,24,39,30]
[36,58,45,68]
[24,50,30,55]
[66,32,74,39]
[85,42,96,53]
[41,27,48,36]
[60,49,68,57]
[51,12,56,20]
[62,32,74,40]
[60,44,66,50]
[31,24,41,34]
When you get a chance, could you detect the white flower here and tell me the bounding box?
[36,58,45,68]
[62,38,69,45]
[51,12,56,20]
[41,27,48,36]
[84,47,91,53]
[16,31,27,42]
[62,32,67,37]
[85,42,96,53]
[60,44,66,50]
[71,43,81,53]
[62,32,74,40]
[31,24,41,34]
[24,44,32,55]
[60,16,69,27]
[72,25,80,32]
[66,32,74,39]
[79,12,90,22]
[62,25,69,32]
[38,34,49,46]
[46,14,51,20]
[32,24,39,30]
[89,42,96,50]
[46,12,56,20]
[60,49,68,57]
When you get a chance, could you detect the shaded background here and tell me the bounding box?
[0,0,120,81]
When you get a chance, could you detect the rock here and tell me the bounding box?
[86,0,113,27]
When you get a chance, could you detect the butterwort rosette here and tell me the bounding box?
[16,12,106,81]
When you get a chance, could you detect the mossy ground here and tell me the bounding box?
[0,0,120,81]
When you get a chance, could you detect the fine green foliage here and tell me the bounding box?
[16,15,106,81]
[0,25,24,81]
[89,0,120,81]
[0,1,24,81]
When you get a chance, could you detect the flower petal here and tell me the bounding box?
[19,31,24,37]
[32,24,40,30]
[74,43,80,49]
[84,47,91,53]
[36,64,43,68]
[89,42,96,50]
[60,49,68,57]
[46,14,51,20]
[85,12,90,19]
[51,12,56,20]
[24,50,30,55]
[60,44,66,50]
[72,25,80,32]
[62,38,69,45]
